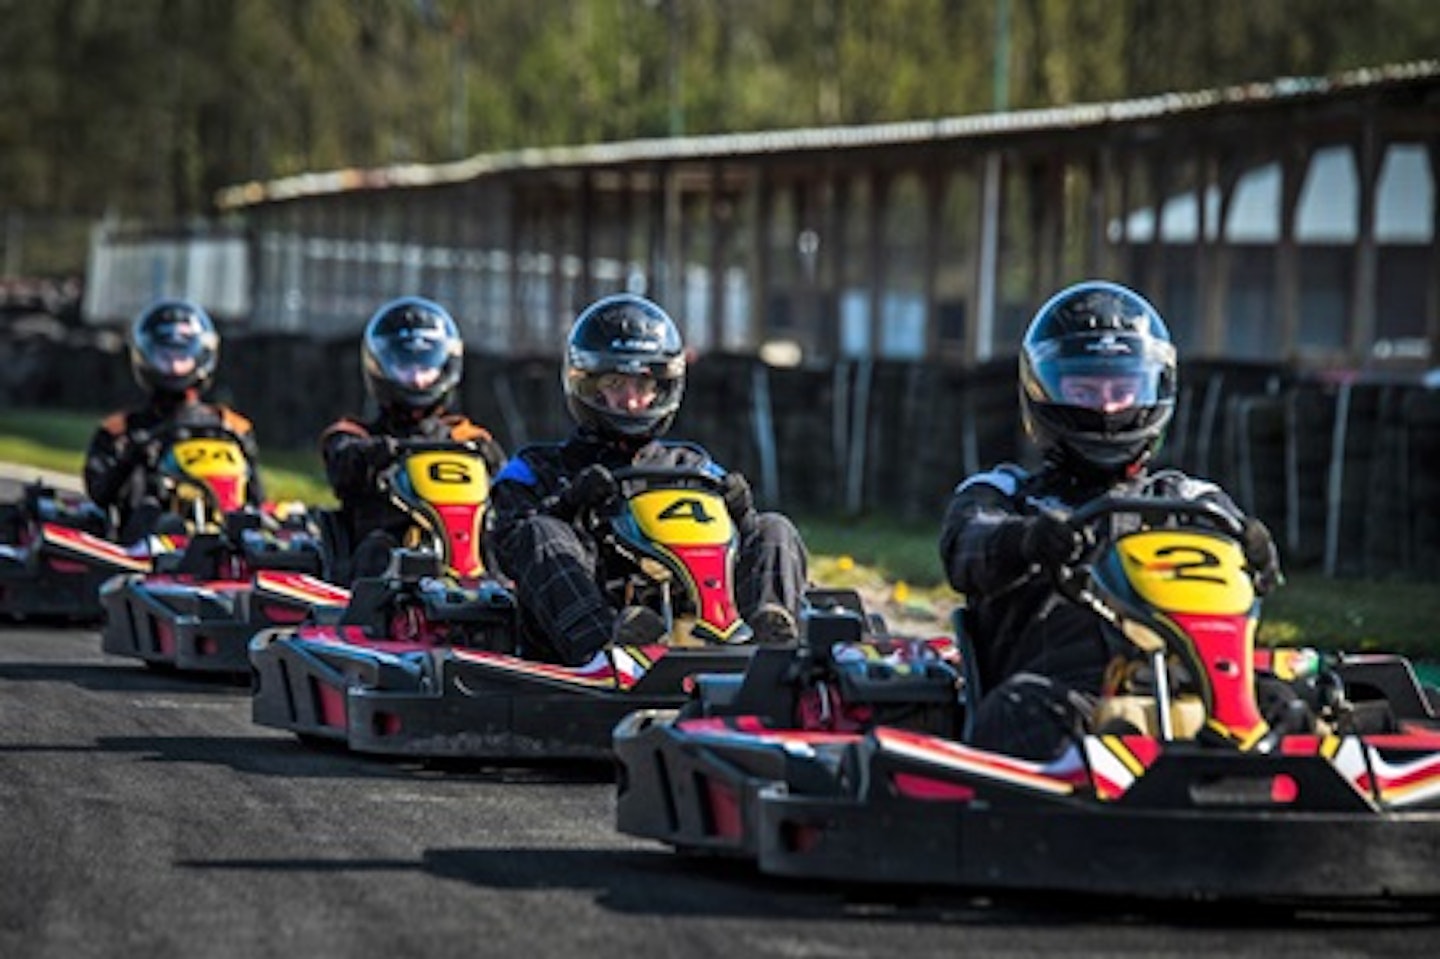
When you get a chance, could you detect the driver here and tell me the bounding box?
[487,293,809,665]
[938,280,1282,760]
[321,297,506,582]
[84,299,264,544]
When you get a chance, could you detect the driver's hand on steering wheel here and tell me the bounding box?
[720,471,754,522]
[1240,516,1284,593]
[562,464,620,518]
[363,436,400,468]
[122,429,164,468]
[1021,510,1087,568]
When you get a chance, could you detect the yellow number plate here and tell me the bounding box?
[171,438,248,480]
[629,489,733,546]
[1116,529,1255,615]
[404,452,490,506]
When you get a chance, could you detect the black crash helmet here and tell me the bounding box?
[361,297,464,412]
[128,300,220,395]
[1019,280,1177,477]
[562,293,686,441]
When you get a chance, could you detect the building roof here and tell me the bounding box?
[216,60,1440,211]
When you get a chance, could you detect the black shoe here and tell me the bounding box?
[612,605,668,646]
[749,603,799,645]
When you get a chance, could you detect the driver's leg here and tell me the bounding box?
[498,515,615,665]
[735,513,808,619]
[969,672,1092,760]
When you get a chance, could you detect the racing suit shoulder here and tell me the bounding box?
[440,415,493,444]
[953,462,1031,499]
[216,405,254,436]
[98,410,131,437]
[940,462,1040,597]
[319,417,370,449]
[493,444,561,484]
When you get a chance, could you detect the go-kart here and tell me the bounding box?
[615,495,1440,903]
[100,425,343,673]
[249,462,769,759]
[0,480,161,622]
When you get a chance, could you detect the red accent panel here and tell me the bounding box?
[1368,730,1440,749]
[1279,735,1323,756]
[154,618,175,656]
[703,777,743,839]
[435,503,484,577]
[1119,736,1162,766]
[206,476,245,514]
[373,712,402,738]
[315,681,346,728]
[891,772,977,802]
[46,558,88,574]
[260,604,309,625]
[668,543,738,631]
[1170,612,1265,735]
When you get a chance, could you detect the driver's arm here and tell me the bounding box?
[939,468,1037,596]
[83,415,136,509]
[320,421,387,502]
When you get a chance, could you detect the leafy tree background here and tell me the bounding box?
[0,0,1437,228]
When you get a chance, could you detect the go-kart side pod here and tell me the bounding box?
[0,523,154,622]
[614,714,1440,902]
[251,624,755,760]
[102,569,349,674]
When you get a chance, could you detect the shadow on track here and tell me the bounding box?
[173,844,1440,929]
[0,731,617,785]
[0,659,250,695]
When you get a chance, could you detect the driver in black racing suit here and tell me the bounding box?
[84,300,264,544]
[486,293,809,666]
[320,297,506,583]
[939,280,1282,760]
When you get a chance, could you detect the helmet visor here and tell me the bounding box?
[569,369,683,419]
[136,314,214,377]
[1027,332,1174,412]
[369,324,457,390]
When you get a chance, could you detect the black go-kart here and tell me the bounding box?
[100,424,343,673]
[250,463,772,760]
[615,495,1440,903]
[0,480,158,623]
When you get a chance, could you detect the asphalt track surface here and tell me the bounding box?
[4,628,1439,959]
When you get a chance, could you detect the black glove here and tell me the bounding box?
[720,472,754,522]
[363,436,399,469]
[1241,517,1284,593]
[1020,511,1085,568]
[121,429,163,469]
[560,464,619,518]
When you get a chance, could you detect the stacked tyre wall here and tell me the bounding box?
[4,329,1437,580]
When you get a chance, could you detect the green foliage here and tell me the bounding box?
[796,511,946,587]
[3,0,1438,229]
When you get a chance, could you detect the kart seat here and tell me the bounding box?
[243,540,323,575]
[154,534,227,579]
[338,576,395,634]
